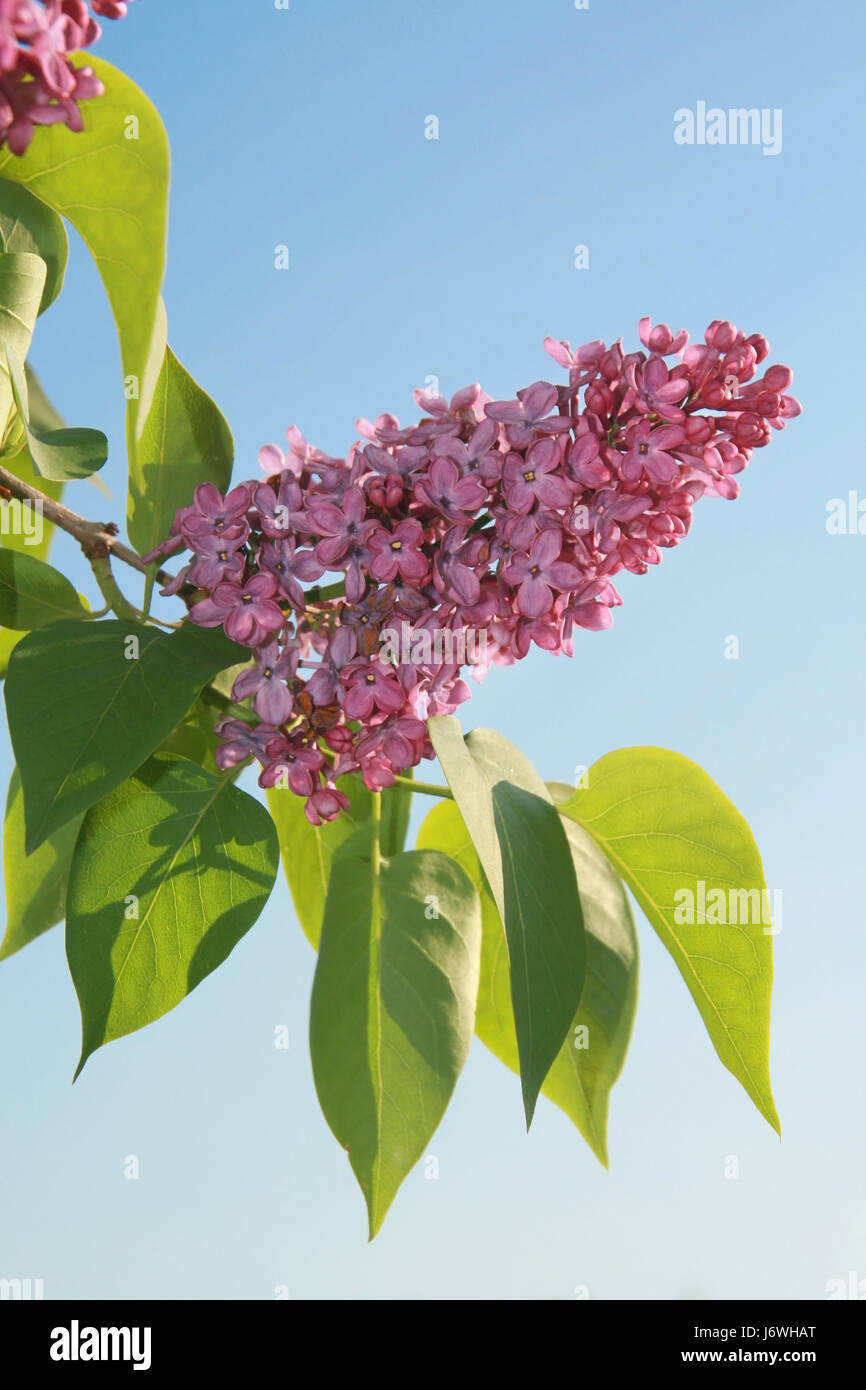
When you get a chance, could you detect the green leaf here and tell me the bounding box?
[0,625,22,676]
[418,795,638,1165]
[1,768,82,960]
[0,178,68,314]
[0,548,87,628]
[0,425,63,561]
[6,347,108,481]
[0,249,107,478]
[267,775,412,948]
[130,344,234,563]
[310,836,481,1237]
[556,747,780,1133]
[5,619,246,852]
[24,362,66,433]
[0,249,43,359]
[0,372,69,661]
[428,716,586,1126]
[66,753,279,1075]
[0,58,170,459]
[156,696,224,775]
[379,766,412,855]
[0,249,43,448]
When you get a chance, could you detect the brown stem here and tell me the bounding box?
[0,461,181,595]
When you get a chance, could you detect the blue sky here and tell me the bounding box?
[0,0,864,1298]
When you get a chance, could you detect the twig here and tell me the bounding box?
[0,462,173,587]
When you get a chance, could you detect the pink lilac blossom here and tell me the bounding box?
[0,1,134,155]
[143,318,801,825]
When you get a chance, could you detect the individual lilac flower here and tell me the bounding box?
[230,641,298,724]
[430,416,501,484]
[252,477,309,539]
[543,337,607,388]
[258,444,288,476]
[214,718,284,770]
[413,381,488,423]
[308,486,370,565]
[503,528,582,618]
[433,526,484,606]
[562,581,618,637]
[412,455,486,521]
[157,563,193,597]
[259,741,326,796]
[259,538,324,610]
[284,425,343,473]
[182,483,251,547]
[583,488,651,551]
[356,412,404,446]
[623,356,689,423]
[620,420,685,484]
[305,624,358,705]
[187,531,247,590]
[367,519,429,584]
[190,573,284,646]
[343,534,376,603]
[502,438,572,513]
[566,431,611,487]
[485,380,572,446]
[685,439,748,499]
[637,318,689,356]
[305,784,351,826]
[362,441,428,478]
[422,662,471,717]
[340,658,405,720]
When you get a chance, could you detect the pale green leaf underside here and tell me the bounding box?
[0,56,170,454]
[267,774,413,949]
[418,796,638,1165]
[1,768,82,960]
[310,840,481,1237]
[557,747,779,1134]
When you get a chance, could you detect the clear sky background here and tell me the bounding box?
[0,0,864,1300]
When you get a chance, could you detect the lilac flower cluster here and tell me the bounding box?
[0,1,133,154]
[145,319,800,824]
